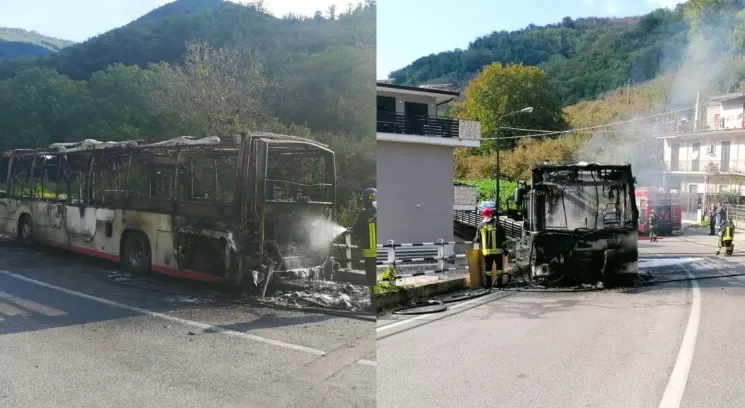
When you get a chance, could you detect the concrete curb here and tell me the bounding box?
[375,275,468,311]
[374,263,521,312]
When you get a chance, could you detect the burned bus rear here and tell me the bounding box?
[515,163,640,286]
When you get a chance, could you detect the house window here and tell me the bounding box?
[376,96,396,133]
[691,142,700,171]
[670,144,680,171]
[403,101,429,135]
[721,141,731,172]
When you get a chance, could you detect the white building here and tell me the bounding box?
[661,92,745,202]
[376,82,481,253]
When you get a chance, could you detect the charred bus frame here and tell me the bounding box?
[514,163,640,287]
[0,132,337,286]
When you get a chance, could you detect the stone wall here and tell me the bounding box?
[454,185,477,206]
[458,119,481,140]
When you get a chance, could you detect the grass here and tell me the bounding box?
[457,178,519,210]
[374,266,403,295]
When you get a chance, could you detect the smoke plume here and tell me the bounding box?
[577,2,745,189]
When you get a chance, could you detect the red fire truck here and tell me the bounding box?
[635,187,682,235]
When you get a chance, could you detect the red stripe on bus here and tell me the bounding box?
[151,265,221,282]
[45,241,120,262]
[41,240,220,283]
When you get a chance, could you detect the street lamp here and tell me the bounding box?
[495,107,533,218]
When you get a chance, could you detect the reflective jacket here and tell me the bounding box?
[474,219,506,256]
[353,205,377,258]
[722,222,736,242]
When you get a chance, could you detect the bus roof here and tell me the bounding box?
[2,132,331,158]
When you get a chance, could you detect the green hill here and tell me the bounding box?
[0,28,73,59]
[386,7,693,106]
[0,0,376,211]
[0,0,371,81]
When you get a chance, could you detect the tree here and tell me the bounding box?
[0,67,93,149]
[279,45,374,135]
[452,62,568,153]
[499,134,587,181]
[149,40,268,137]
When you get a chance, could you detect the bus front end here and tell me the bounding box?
[243,134,338,283]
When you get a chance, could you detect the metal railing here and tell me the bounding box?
[654,115,745,135]
[376,111,460,138]
[665,160,745,173]
[453,209,523,239]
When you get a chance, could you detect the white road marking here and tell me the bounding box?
[0,269,374,367]
[376,291,507,333]
[357,359,376,367]
[657,265,701,408]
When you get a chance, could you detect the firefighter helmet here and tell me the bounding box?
[362,187,376,203]
[481,207,494,218]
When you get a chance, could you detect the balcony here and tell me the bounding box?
[376,110,481,140]
[377,110,459,137]
[655,116,745,136]
[665,160,745,173]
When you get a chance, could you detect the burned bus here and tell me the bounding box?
[0,133,336,287]
[514,162,640,287]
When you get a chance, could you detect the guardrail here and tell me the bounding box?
[453,210,523,239]
[333,217,522,282]
[332,233,475,282]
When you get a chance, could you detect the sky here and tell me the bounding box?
[377,0,682,79]
[0,0,685,80]
[0,0,350,43]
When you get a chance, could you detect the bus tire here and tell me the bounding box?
[121,231,151,275]
[18,215,35,246]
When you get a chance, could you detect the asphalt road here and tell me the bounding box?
[376,227,745,408]
[0,239,375,408]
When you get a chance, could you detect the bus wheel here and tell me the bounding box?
[19,216,35,246]
[122,232,151,275]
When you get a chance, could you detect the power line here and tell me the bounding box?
[500,126,555,133]
[482,130,620,141]
[487,106,695,140]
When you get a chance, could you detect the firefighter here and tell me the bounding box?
[716,217,736,256]
[648,209,660,242]
[353,187,377,294]
[473,208,507,287]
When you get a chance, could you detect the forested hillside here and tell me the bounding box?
[387,6,696,105]
[0,28,73,59]
[0,0,376,220]
[450,0,745,203]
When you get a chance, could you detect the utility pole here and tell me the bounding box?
[626,78,631,106]
[694,90,700,132]
[494,107,533,218]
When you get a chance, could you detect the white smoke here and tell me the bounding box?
[577,3,742,188]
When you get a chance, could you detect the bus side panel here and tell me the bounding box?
[11,199,35,237]
[57,205,119,261]
[0,197,17,236]
[119,211,218,282]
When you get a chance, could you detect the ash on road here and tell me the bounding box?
[0,241,375,408]
[376,229,745,408]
